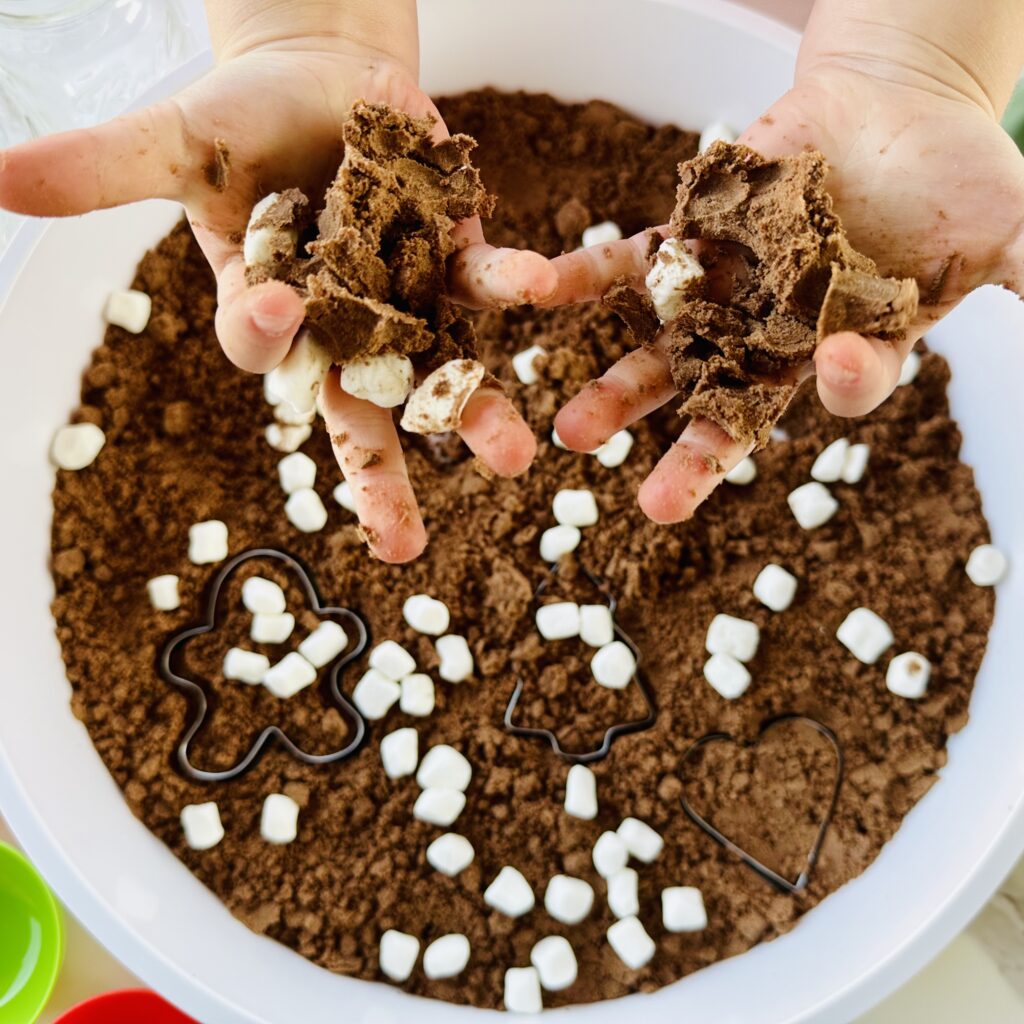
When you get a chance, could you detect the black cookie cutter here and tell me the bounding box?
[503,564,657,764]
[679,714,844,894]
[158,547,369,783]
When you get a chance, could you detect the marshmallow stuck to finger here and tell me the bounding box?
[400,359,487,434]
[645,237,706,323]
[340,352,414,409]
[244,193,300,270]
[264,332,332,418]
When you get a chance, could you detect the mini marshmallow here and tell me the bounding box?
[564,764,598,820]
[530,936,578,992]
[416,744,472,792]
[705,613,759,662]
[662,886,707,932]
[579,604,614,648]
[753,564,798,612]
[285,488,328,532]
[485,866,535,918]
[278,451,317,494]
[51,423,106,470]
[188,520,229,564]
[146,574,180,611]
[403,594,450,635]
[297,620,348,667]
[512,344,545,385]
[265,422,312,453]
[725,456,757,485]
[593,830,629,878]
[379,929,420,983]
[263,651,317,699]
[264,332,331,418]
[505,966,542,1014]
[333,480,357,512]
[223,647,270,685]
[241,576,286,614]
[618,817,664,863]
[251,611,295,644]
[552,488,599,527]
[400,359,486,433]
[369,639,417,681]
[104,289,152,333]
[591,640,636,689]
[788,482,839,530]
[703,653,752,700]
[645,237,706,322]
[413,788,466,827]
[966,544,1008,586]
[581,221,623,248]
[400,673,435,716]
[436,634,474,683]
[273,401,315,426]
[810,438,850,483]
[423,934,471,979]
[539,525,581,562]
[544,875,595,925]
[607,868,640,919]
[352,668,401,720]
[607,915,656,969]
[243,193,299,269]
[596,429,634,468]
[841,443,870,484]
[260,793,300,844]
[551,426,569,450]
[341,352,414,409]
[180,802,224,851]
[886,651,932,699]
[897,351,921,386]
[426,833,475,877]
[836,607,894,664]
[536,601,581,641]
[380,727,419,779]
[699,120,737,152]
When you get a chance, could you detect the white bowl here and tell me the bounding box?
[2,1,1023,1022]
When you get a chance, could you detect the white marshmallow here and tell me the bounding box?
[380,727,419,779]
[607,868,640,919]
[617,817,664,863]
[552,488,599,527]
[180,802,224,851]
[297,620,348,667]
[340,352,414,409]
[273,401,315,426]
[403,594,450,636]
[596,429,634,468]
[544,875,595,925]
[886,651,932,699]
[413,788,466,827]
[278,451,317,494]
[379,929,420,982]
[725,456,757,485]
[369,640,417,681]
[51,422,106,470]
[243,193,298,269]
[966,544,1008,586]
[285,488,328,532]
[416,744,472,792]
[265,422,312,453]
[897,351,921,386]
[699,120,737,152]
[400,359,486,433]
[400,673,435,716]
[250,611,295,644]
[333,480,357,512]
[436,634,474,682]
[607,915,656,969]
[536,601,581,641]
[705,613,759,662]
[836,607,895,664]
[104,289,152,333]
[551,426,569,450]
[530,936,578,992]
[263,651,317,699]
[241,576,286,614]
[841,443,870,484]
[260,793,300,844]
[426,833,475,876]
[512,344,545,385]
[788,482,839,530]
[810,438,850,483]
[645,237,706,323]
[264,332,331,419]
[581,220,623,248]
[753,564,798,612]
[505,966,542,1014]
[591,640,637,689]
[593,830,629,878]
[539,525,581,562]
[352,668,401,720]
[485,866,535,918]
[662,886,707,932]
[564,764,598,820]
[579,604,614,648]
[423,934,470,979]
[188,520,229,564]
[146,574,180,611]
[703,653,752,700]
[223,647,270,685]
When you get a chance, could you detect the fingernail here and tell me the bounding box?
[251,308,298,338]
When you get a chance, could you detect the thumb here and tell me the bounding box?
[1006,222,1024,300]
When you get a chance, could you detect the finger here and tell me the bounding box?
[448,239,558,309]
[321,371,427,564]
[638,419,750,524]
[554,343,677,453]
[814,330,916,418]
[457,388,536,476]
[0,101,190,216]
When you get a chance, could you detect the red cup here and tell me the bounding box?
[53,989,199,1024]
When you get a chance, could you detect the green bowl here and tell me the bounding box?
[0,842,64,1024]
